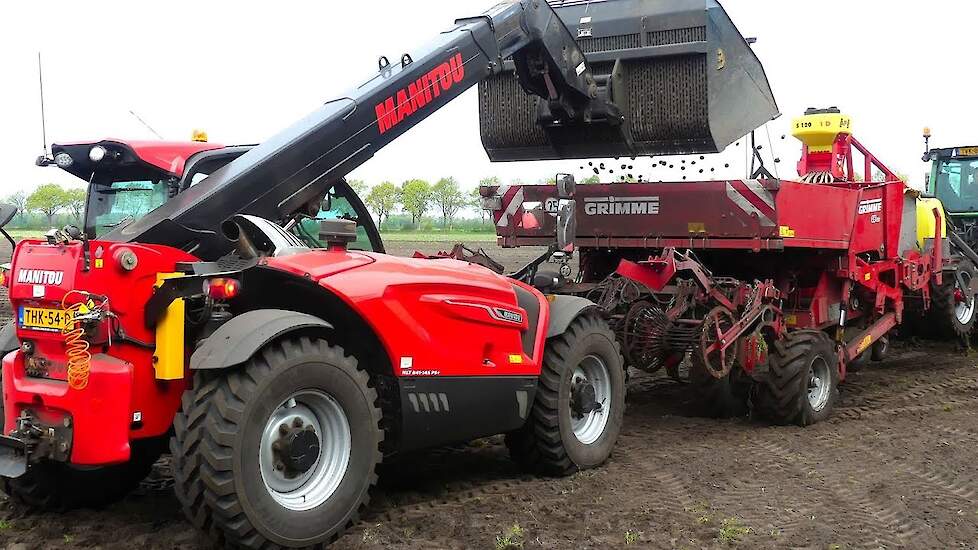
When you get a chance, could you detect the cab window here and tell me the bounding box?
[291,184,382,252]
[936,159,978,213]
[90,180,169,237]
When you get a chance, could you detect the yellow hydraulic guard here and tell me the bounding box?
[154,273,186,380]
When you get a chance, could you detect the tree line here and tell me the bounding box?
[4,184,87,228]
[4,173,601,232]
[355,176,499,230]
[355,173,604,230]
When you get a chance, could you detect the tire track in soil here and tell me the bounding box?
[796,425,978,547]
[813,427,978,504]
[834,394,978,422]
[361,447,542,525]
[841,366,976,403]
[612,429,701,515]
[834,369,978,422]
[937,424,978,446]
[607,426,727,547]
[748,435,923,549]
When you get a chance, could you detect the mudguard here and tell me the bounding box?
[546,295,597,338]
[190,309,332,371]
[0,322,17,356]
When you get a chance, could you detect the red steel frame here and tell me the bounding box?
[487,137,945,382]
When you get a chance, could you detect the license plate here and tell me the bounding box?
[19,307,72,332]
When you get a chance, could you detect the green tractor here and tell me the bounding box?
[921,130,978,339]
[924,134,978,246]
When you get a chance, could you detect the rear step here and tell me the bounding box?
[479,0,779,161]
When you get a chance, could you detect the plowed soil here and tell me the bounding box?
[0,241,976,550]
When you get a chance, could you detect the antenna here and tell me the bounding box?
[38,52,48,155]
[129,110,164,140]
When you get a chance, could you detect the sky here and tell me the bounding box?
[1,0,975,198]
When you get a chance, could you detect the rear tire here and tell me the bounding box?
[689,358,749,419]
[3,439,163,510]
[0,370,162,510]
[170,337,383,549]
[506,313,624,476]
[753,331,838,427]
[870,336,889,362]
[928,261,978,339]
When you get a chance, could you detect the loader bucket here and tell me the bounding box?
[479,0,779,161]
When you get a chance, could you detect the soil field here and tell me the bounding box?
[0,241,976,549]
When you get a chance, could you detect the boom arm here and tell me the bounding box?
[110,0,618,260]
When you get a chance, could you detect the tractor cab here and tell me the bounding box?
[923,133,978,246]
[926,146,978,215]
[35,137,384,256]
[37,138,250,239]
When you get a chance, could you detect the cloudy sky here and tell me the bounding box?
[1,0,974,196]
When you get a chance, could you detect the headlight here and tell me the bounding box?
[54,152,74,168]
[89,145,107,163]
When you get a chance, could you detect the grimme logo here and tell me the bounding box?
[858,199,883,215]
[584,196,660,216]
[17,269,64,285]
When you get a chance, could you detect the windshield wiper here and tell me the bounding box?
[96,188,154,195]
[101,215,135,229]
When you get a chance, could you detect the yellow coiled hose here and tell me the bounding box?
[60,291,107,391]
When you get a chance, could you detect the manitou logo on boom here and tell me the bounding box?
[375,52,465,135]
[17,269,64,285]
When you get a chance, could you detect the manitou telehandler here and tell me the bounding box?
[0,0,775,547]
[486,107,967,425]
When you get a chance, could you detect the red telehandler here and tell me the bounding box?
[0,1,776,548]
[486,107,962,425]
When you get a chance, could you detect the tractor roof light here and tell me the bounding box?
[204,277,241,301]
[89,145,107,163]
[54,152,74,168]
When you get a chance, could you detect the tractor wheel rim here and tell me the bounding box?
[955,272,975,324]
[807,356,832,412]
[259,390,351,512]
[569,354,612,445]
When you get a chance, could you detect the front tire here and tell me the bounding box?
[753,331,839,426]
[928,260,978,339]
[171,337,383,549]
[506,313,624,476]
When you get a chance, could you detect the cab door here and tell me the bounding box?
[300,180,384,253]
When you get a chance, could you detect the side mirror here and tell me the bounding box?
[556,199,577,253]
[556,174,576,199]
[0,204,16,228]
[0,204,16,251]
[320,194,333,217]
